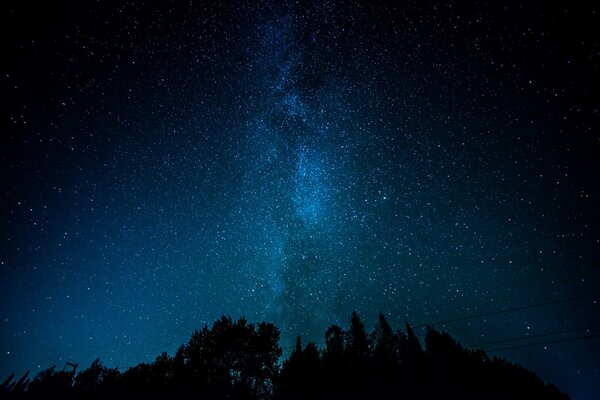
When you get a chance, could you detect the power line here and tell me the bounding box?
[282,294,599,350]
[484,333,600,353]
[414,293,598,328]
[468,325,600,348]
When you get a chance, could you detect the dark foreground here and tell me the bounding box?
[0,312,569,400]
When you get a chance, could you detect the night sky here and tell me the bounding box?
[1,1,599,399]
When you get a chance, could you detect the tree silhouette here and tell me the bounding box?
[370,313,400,397]
[73,359,119,399]
[344,311,370,399]
[277,336,322,400]
[0,313,571,400]
[321,324,345,399]
[25,366,73,400]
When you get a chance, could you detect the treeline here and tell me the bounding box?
[0,312,569,399]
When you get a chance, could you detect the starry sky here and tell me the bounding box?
[1,1,599,399]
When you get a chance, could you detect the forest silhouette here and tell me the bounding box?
[0,312,569,399]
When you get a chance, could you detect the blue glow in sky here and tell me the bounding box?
[1,1,599,399]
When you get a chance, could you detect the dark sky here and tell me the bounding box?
[1,1,599,398]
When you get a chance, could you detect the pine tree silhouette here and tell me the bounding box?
[0,313,571,400]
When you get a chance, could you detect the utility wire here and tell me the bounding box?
[118,293,600,365]
[485,333,600,353]
[116,333,600,370]
[284,294,599,350]
[468,325,600,348]
[286,330,600,353]
[414,293,598,328]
